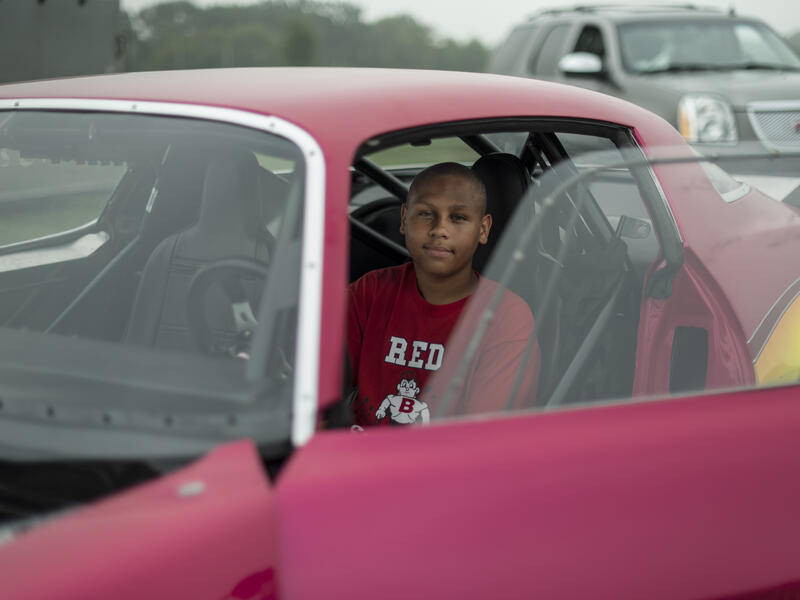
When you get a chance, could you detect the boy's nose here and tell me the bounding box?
[429,216,449,237]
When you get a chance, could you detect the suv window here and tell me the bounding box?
[618,19,800,73]
[530,24,571,75]
[573,25,606,58]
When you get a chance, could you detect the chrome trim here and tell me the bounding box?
[0,99,325,447]
[746,100,800,151]
[0,231,109,273]
[747,100,800,112]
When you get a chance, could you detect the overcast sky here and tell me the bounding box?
[120,0,800,46]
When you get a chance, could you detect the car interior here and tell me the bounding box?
[0,113,303,372]
[0,112,663,417]
[347,120,664,412]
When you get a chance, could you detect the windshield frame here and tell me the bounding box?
[0,98,326,450]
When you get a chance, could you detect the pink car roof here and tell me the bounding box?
[0,67,683,153]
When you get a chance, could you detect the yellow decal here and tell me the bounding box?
[755,298,800,385]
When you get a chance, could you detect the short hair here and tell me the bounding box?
[407,162,487,214]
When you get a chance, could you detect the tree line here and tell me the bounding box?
[121,1,490,73]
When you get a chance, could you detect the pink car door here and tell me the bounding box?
[274,382,800,599]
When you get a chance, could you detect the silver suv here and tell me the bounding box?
[490,5,800,162]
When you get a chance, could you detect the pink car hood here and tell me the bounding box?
[0,439,276,600]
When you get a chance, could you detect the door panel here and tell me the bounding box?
[275,386,800,599]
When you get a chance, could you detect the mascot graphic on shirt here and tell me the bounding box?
[375,371,431,425]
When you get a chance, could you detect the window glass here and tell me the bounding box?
[618,20,800,73]
[367,137,479,169]
[353,125,800,428]
[573,25,605,58]
[421,134,658,418]
[0,151,126,247]
[733,23,799,65]
[353,125,669,421]
[0,110,306,457]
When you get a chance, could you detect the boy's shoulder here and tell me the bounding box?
[349,262,413,298]
[473,275,534,323]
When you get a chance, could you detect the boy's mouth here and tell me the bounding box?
[423,245,454,257]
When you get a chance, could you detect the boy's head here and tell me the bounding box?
[400,162,492,281]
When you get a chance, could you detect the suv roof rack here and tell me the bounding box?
[530,4,724,18]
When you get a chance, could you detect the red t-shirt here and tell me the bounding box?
[347,262,539,427]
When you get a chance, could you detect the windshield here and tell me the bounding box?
[0,110,305,460]
[419,143,800,420]
[618,20,800,74]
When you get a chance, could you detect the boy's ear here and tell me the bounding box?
[479,213,492,245]
[400,203,407,235]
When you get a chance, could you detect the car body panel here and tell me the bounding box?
[648,164,800,350]
[275,385,800,599]
[0,439,277,600]
[0,68,682,159]
[627,71,800,108]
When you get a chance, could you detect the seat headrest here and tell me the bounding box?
[471,152,531,272]
[175,147,270,261]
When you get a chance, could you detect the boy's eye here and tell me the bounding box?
[451,214,467,222]
[416,210,432,217]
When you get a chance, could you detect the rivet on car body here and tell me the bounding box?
[177,481,206,498]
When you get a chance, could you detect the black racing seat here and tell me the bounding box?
[349,197,409,282]
[124,147,280,352]
[470,152,533,273]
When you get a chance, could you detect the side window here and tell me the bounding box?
[555,132,658,272]
[0,150,126,247]
[423,127,666,418]
[573,25,606,59]
[529,24,570,75]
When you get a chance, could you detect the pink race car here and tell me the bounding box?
[0,68,799,599]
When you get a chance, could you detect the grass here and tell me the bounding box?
[0,193,109,247]
[367,137,479,167]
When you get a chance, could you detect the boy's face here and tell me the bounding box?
[400,173,491,281]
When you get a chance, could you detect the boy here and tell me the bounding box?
[347,162,539,427]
